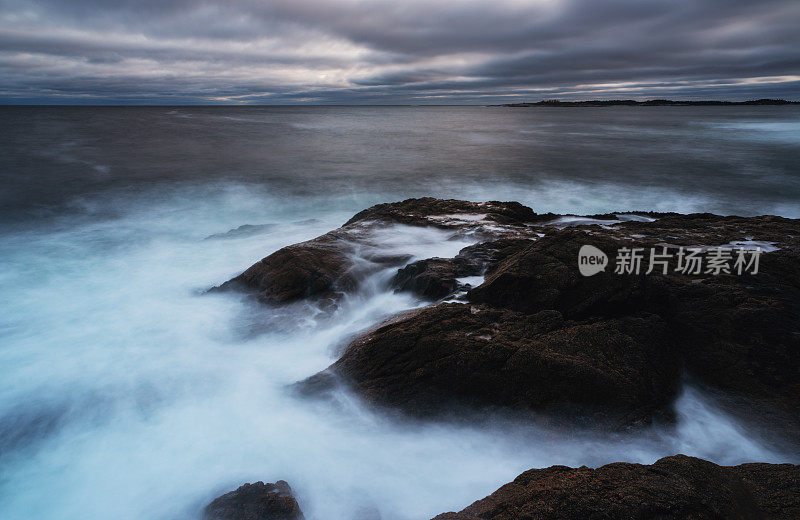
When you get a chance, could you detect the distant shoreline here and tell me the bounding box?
[497,99,799,107]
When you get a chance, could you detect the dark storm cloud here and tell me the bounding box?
[0,0,798,103]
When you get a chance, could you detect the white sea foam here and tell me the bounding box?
[728,240,779,252]
[456,275,485,287]
[544,215,622,228]
[428,213,489,222]
[0,184,794,520]
[616,213,658,222]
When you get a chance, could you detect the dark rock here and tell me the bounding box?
[467,229,800,430]
[213,234,356,304]
[213,199,545,305]
[612,213,800,248]
[219,200,799,434]
[204,481,304,520]
[344,197,545,228]
[390,238,534,300]
[300,303,679,426]
[468,231,672,318]
[391,258,466,300]
[432,455,800,520]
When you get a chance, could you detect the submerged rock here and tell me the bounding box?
[432,455,800,520]
[204,481,304,520]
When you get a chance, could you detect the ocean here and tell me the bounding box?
[1,106,799,520]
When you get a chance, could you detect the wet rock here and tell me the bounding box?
[220,200,799,434]
[391,258,469,300]
[432,455,800,520]
[344,197,546,228]
[300,303,679,426]
[468,231,672,318]
[467,229,800,429]
[390,238,535,300]
[213,234,356,304]
[611,213,800,248]
[205,223,279,240]
[204,481,304,520]
[213,199,546,305]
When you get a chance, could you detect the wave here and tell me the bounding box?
[0,183,794,520]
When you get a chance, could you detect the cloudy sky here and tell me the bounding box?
[1,0,799,104]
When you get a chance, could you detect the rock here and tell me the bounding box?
[213,199,546,305]
[299,303,679,426]
[213,234,356,304]
[218,200,798,432]
[205,223,279,240]
[299,213,799,431]
[467,229,800,430]
[467,231,672,318]
[343,197,545,228]
[204,481,304,520]
[390,238,534,300]
[432,455,800,520]
[611,213,800,248]
[391,258,468,300]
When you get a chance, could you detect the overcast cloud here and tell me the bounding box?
[1,0,798,104]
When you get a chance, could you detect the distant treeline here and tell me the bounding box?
[499,99,799,107]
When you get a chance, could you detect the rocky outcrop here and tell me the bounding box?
[213,230,365,304]
[467,230,800,427]
[432,455,800,520]
[390,238,531,300]
[212,199,546,305]
[296,204,800,431]
[213,201,800,520]
[204,481,304,520]
[301,303,679,426]
[343,197,546,228]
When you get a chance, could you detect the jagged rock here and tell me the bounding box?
[299,303,679,426]
[343,197,546,227]
[467,229,800,429]
[213,199,546,304]
[432,455,800,520]
[213,234,356,304]
[611,213,800,248]
[391,257,470,300]
[217,200,798,434]
[204,481,304,520]
[390,238,535,300]
[299,215,799,431]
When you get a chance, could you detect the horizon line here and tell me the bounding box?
[2,98,798,108]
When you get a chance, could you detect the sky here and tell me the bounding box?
[1,0,799,104]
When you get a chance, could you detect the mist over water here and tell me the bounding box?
[1,107,799,519]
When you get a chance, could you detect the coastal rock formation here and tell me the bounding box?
[342,197,545,228]
[300,303,679,426]
[213,198,545,304]
[214,234,357,304]
[215,200,800,520]
[468,229,800,427]
[390,238,531,300]
[432,455,800,520]
[291,201,800,431]
[204,481,304,520]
